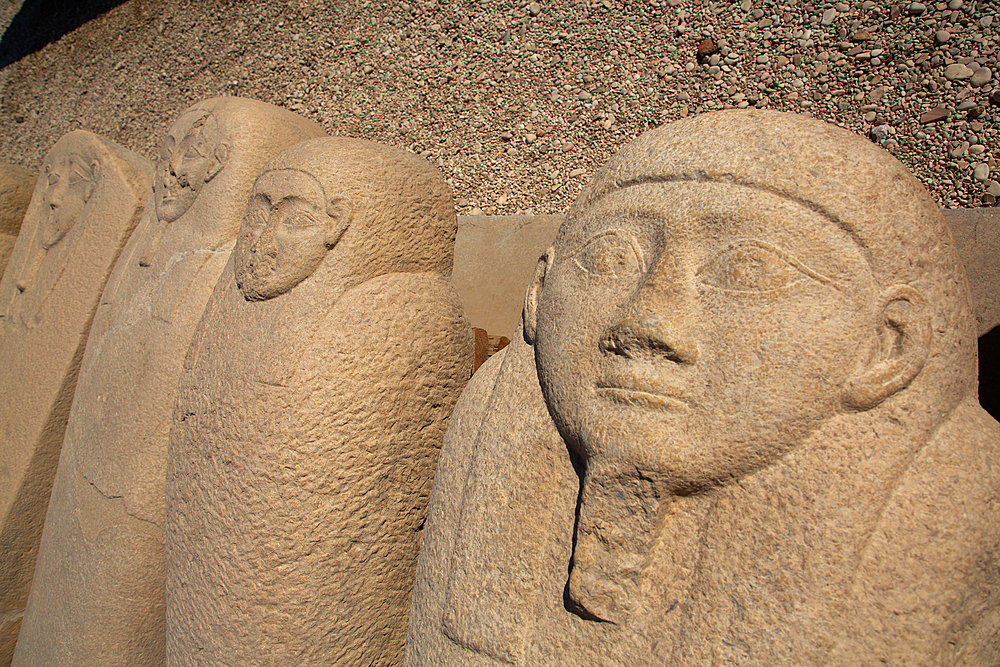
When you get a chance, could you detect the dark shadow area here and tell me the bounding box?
[980,326,1000,421]
[0,0,129,69]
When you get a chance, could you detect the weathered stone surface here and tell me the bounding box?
[406,111,999,665]
[0,131,151,665]
[166,137,472,666]
[12,99,324,667]
[945,207,1000,337]
[0,165,35,280]
[453,215,562,338]
[455,211,999,343]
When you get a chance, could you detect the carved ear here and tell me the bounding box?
[841,284,930,411]
[324,197,351,248]
[82,160,101,204]
[205,142,230,183]
[523,247,554,345]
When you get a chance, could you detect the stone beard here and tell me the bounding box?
[404,110,1000,666]
[166,137,471,666]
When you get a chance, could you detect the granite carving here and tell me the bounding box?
[12,99,324,667]
[0,131,151,664]
[166,137,472,665]
[405,110,1000,666]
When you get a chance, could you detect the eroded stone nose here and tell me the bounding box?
[600,311,699,363]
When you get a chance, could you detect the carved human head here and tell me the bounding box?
[234,137,456,301]
[525,110,975,498]
[154,108,229,224]
[39,151,100,249]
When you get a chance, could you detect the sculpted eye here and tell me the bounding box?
[571,230,645,278]
[698,239,833,293]
[278,198,321,229]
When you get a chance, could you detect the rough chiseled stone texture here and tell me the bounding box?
[406,110,1000,666]
[12,99,324,667]
[166,137,472,666]
[0,165,35,280]
[0,131,151,665]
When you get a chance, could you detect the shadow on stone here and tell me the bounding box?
[0,0,128,69]
[981,326,999,421]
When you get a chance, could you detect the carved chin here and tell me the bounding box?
[156,189,196,223]
[236,249,279,301]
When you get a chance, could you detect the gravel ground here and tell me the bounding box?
[0,0,998,215]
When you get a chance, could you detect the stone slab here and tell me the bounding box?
[453,215,562,339]
[0,164,35,281]
[943,207,1000,337]
[166,138,472,666]
[0,131,151,664]
[13,99,325,667]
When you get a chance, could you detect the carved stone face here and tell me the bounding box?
[40,153,97,249]
[234,169,334,301]
[154,112,224,224]
[533,181,878,494]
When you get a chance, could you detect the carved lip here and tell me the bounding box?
[596,372,690,410]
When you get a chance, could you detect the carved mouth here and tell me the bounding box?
[596,374,690,410]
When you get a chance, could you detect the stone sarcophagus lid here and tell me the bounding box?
[405,110,1000,666]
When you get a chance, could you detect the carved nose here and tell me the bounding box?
[48,181,65,209]
[599,312,698,363]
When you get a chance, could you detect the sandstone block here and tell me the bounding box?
[406,110,1000,666]
[166,137,472,666]
[12,98,325,667]
[0,131,151,665]
[0,165,35,280]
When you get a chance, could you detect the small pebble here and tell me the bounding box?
[973,164,990,182]
[870,124,891,142]
[908,2,926,15]
[821,8,837,26]
[935,30,951,44]
[919,106,951,124]
[528,2,541,16]
[944,64,974,81]
[970,68,992,88]
[950,141,970,158]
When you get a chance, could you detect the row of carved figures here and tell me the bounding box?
[0,97,997,666]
